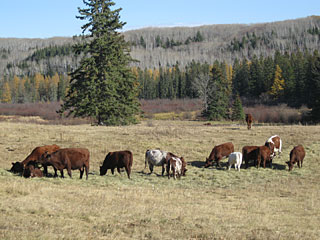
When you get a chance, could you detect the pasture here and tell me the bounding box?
[0,120,320,239]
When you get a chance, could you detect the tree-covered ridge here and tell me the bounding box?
[25,45,73,62]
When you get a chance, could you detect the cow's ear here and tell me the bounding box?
[12,162,14,166]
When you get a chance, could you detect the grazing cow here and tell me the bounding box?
[23,162,43,178]
[227,152,243,171]
[205,142,234,168]
[167,157,183,179]
[286,145,306,171]
[145,149,177,176]
[39,148,90,180]
[246,114,253,130]
[265,135,282,159]
[242,146,260,168]
[100,150,133,179]
[10,144,60,176]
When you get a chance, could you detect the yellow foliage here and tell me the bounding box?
[1,82,12,103]
[269,65,285,99]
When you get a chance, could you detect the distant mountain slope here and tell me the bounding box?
[0,16,319,76]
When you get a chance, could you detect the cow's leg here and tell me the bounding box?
[53,167,58,178]
[43,165,48,176]
[297,160,301,168]
[173,168,176,180]
[60,170,64,178]
[111,168,115,175]
[124,165,131,179]
[148,165,153,174]
[85,163,89,180]
[301,159,303,168]
[80,168,84,179]
[161,163,165,176]
[67,167,72,178]
[117,167,121,175]
[263,157,266,168]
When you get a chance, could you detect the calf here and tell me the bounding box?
[286,145,305,171]
[257,145,273,168]
[242,146,260,168]
[205,142,234,168]
[145,149,177,176]
[39,148,90,180]
[167,157,183,179]
[246,114,253,130]
[23,162,43,178]
[100,150,133,179]
[227,152,243,171]
[265,135,282,159]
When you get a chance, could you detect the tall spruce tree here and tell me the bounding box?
[309,55,320,122]
[59,0,140,125]
[231,94,245,121]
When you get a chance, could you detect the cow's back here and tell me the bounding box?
[60,148,90,169]
[290,145,305,162]
[22,144,60,165]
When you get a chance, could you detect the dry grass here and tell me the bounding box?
[0,120,320,239]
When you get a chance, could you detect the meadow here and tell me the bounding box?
[0,120,320,239]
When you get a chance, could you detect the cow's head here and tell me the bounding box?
[180,157,187,176]
[204,157,213,168]
[99,163,107,176]
[286,161,293,171]
[10,162,24,173]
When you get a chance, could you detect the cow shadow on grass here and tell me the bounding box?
[136,170,166,177]
[189,161,228,171]
[271,163,286,170]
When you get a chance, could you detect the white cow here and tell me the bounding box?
[145,149,175,176]
[227,152,243,171]
[167,156,182,180]
[265,135,282,159]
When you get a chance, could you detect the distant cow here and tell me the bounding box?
[242,146,260,168]
[246,114,253,130]
[286,145,306,171]
[100,150,133,179]
[205,142,234,168]
[39,148,90,179]
[167,156,183,179]
[227,152,243,171]
[145,149,177,176]
[265,135,282,159]
[10,144,60,176]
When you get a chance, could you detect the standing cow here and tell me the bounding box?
[100,150,133,179]
[286,145,305,171]
[167,156,183,179]
[205,142,234,168]
[242,146,260,168]
[227,152,243,171]
[39,148,90,180]
[246,114,253,130]
[265,135,282,159]
[145,149,176,176]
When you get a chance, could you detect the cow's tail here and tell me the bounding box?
[144,150,149,169]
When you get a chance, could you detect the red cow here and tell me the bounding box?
[242,146,260,168]
[246,114,253,130]
[286,145,305,171]
[205,142,234,168]
[39,148,90,180]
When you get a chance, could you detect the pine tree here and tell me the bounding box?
[231,94,245,121]
[309,55,320,122]
[59,0,140,125]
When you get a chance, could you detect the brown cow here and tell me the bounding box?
[257,143,273,168]
[205,142,234,168]
[245,114,253,130]
[286,145,306,171]
[39,148,90,179]
[10,144,60,176]
[100,150,133,179]
[242,146,260,168]
[23,162,43,178]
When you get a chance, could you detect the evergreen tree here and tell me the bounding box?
[231,94,245,121]
[309,54,320,122]
[59,0,140,125]
[203,64,230,120]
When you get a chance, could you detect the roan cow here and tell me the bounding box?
[227,152,243,171]
[39,148,90,180]
[286,145,305,171]
[100,150,133,179]
[145,149,177,176]
[245,114,253,130]
[205,142,234,168]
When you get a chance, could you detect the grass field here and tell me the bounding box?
[0,120,320,239]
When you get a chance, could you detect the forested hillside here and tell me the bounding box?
[0,16,319,75]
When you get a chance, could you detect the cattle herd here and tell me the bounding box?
[9,122,306,180]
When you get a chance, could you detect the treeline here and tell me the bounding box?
[0,73,69,103]
[135,50,320,109]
